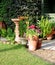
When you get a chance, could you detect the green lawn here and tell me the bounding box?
[0,43,53,65]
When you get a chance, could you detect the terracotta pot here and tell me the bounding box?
[37,39,42,49]
[52,27,55,31]
[28,36,39,51]
[46,34,52,40]
[0,22,6,29]
[47,36,52,40]
[0,22,2,28]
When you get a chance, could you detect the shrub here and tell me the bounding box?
[0,28,6,37]
[7,28,15,37]
[19,20,27,37]
[6,28,15,41]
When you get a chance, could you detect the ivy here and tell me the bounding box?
[0,0,41,29]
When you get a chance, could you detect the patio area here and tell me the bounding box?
[42,39,55,50]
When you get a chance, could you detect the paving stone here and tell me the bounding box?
[42,40,55,50]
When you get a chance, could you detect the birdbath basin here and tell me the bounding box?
[11,19,20,22]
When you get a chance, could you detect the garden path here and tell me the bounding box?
[30,39,55,64]
[0,37,7,42]
[42,39,55,50]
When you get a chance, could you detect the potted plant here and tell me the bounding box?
[51,22,55,31]
[26,24,41,51]
[37,16,52,40]
[46,22,55,40]
[37,38,42,49]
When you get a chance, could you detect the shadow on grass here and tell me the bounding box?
[0,44,26,52]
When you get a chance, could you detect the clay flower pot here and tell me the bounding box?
[47,34,52,40]
[28,35,39,51]
[47,36,52,40]
[26,24,41,51]
[0,22,6,29]
[37,38,42,49]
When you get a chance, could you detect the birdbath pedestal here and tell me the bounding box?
[11,18,20,43]
[11,16,28,43]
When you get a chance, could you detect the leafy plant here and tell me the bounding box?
[26,24,41,39]
[26,29,39,37]
[0,28,6,37]
[37,16,52,38]
[19,20,27,37]
[7,28,15,37]
[51,22,55,29]
[0,0,41,30]
[6,28,15,41]
[0,17,3,21]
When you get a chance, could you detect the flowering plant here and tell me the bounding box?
[29,24,36,29]
[26,24,41,39]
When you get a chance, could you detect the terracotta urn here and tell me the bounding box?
[37,38,42,49]
[46,33,52,40]
[28,35,39,51]
[0,22,6,29]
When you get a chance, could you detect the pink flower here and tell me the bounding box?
[29,25,36,29]
[36,29,41,34]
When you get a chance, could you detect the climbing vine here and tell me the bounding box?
[0,0,41,28]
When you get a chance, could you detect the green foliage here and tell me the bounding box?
[0,0,7,22]
[0,28,6,37]
[0,0,41,29]
[51,22,55,29]
[0,17,3,21]
[0,29,1,36]
[19,20,27,37]
[6,28,15,41]
[7,28,15,37]
[0,28,15,39]
[26,29,38,38]
[37,16,52,38]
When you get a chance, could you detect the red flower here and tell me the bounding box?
[36,29,42,34]
[29,25,36,29]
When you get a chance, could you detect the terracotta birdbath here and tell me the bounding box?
[11,16,28,43]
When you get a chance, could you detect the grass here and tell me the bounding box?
[0,43,53,65]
